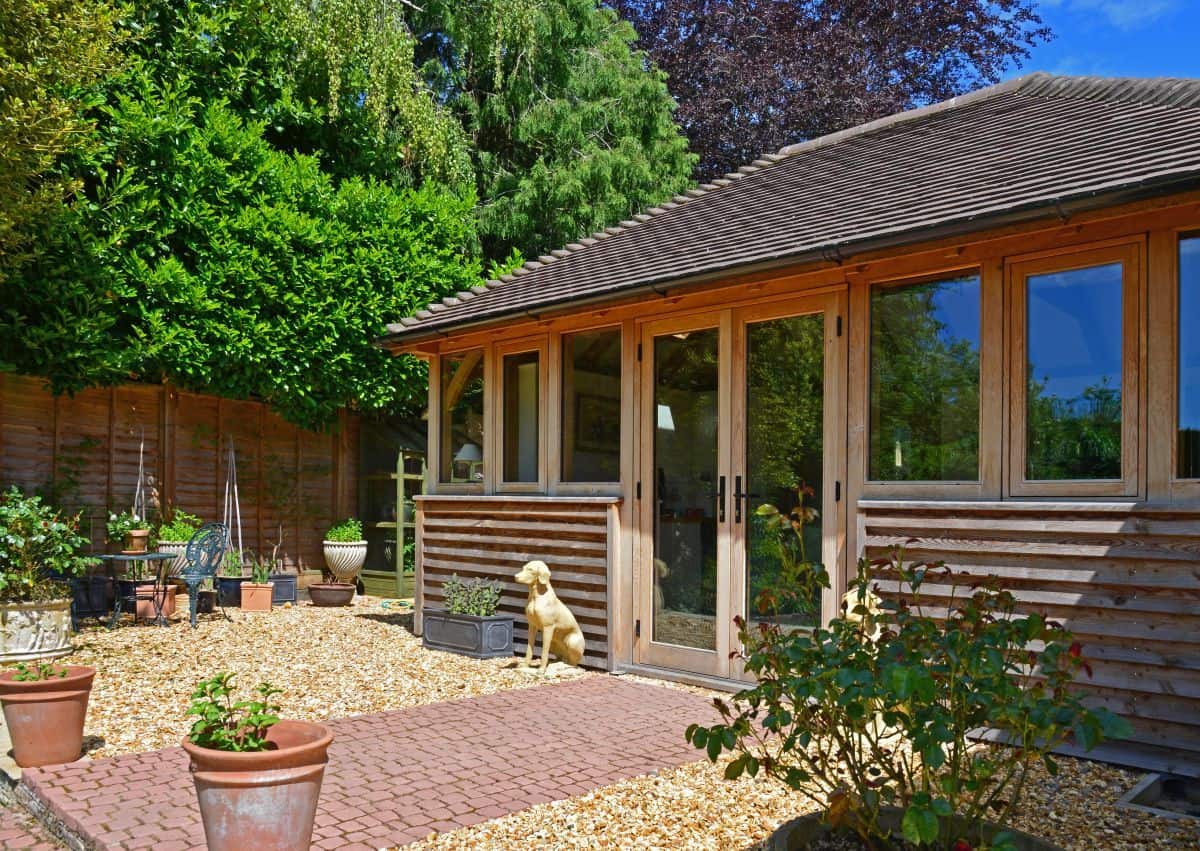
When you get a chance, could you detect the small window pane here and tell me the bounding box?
[1026,262,1123,481]
[869,275,981,481]
[1180,237,1200,479]
[440,351,484,483]
[502,351,540,482]
[562,329,622,482]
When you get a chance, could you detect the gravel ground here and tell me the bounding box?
[64,601,1199,850]
[68,597,571,758]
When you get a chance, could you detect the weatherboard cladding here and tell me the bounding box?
[383,73,1200,342]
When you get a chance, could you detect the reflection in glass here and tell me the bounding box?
[502,351,540,482]
[652,329,719,650]
[869,276,980,481]
[1180,237,1200,479]
[440,351,485,483]
[562,329,622,482]
[1026,262,1123,480]
[745,314,825,629]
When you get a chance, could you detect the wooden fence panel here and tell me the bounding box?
[416,496,618,669]
[859,499,1200,773]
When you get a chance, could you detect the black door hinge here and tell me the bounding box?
[636,481,642,500]
[836,315,843,337]
[637,342,643,361]
[635,619,641,638]
[835,481,842,502]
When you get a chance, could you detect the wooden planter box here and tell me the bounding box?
[421,608,514,659]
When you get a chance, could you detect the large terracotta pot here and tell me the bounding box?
[322,540,368,583]
[0,599,73,663]
[308,583,355,607]
[183,719,333,851]
[156,541,189,577]
[0,665,94,767]
[240,583,274,612]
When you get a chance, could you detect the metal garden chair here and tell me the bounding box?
[181,522,230,628]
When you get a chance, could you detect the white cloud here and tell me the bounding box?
[1041,0,1181,29]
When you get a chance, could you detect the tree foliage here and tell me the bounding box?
[611,0,1051,178]
[0,0,125,280]
[410,0,696,262]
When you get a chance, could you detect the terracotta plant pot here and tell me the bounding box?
[322,540,368,583]
[0,665,94,767]
[240,582,274,612]
[183,719,333,851]
[308,582,355,607]
[135,585,178,620]
[122,529,150,554]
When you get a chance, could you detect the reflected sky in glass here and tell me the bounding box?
[1181,239,1200,435]
[1028,263,1123,401]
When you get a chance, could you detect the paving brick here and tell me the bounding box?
[19,677,717,849]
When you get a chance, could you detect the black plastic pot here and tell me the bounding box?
[269,573,297,605]
[422,608,514,659]
[71,576,110,619]
[216,576,246,607]
[196,590,216,614]
[764,807,1065,851]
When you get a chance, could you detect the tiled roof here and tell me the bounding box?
[382,73,1200,343]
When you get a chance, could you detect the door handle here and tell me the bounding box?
[732,476,761,524]
[717,475,726,523]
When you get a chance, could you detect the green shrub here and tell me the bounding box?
[442,574,501,617]
[156,511,203,543]
[0,488,96,602]
[324,518,363,543]
[220,551,244,578]
[105,510,145,544]
[187,673,281,752]
[687,547,1131,850]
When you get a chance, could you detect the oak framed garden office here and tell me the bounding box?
[382,74,1200,773]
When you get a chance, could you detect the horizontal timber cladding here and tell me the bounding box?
[416,495,619,670]
[0,374,357,570]
[859,499,1200,770]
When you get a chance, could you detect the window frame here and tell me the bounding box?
[853,263,1002,500]
[434,345,489,493]
[1006,238,1144,498]
[554,324,624,491]
[493,337,548,493]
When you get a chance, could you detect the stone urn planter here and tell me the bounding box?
[322,540,368,583]
[0,600,73,663]
[0,665,94,767]
[763,807,1066,851]
[422,608,515,659]
[240,582,274,612]
[308,583,355,607]
[156,541,189,577]
[184,719,333,851]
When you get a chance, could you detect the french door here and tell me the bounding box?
[635,294,845,679]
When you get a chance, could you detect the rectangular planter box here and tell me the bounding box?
[422,608,515,659]
[71,576,110,619]
[216,576,246,607]
[270,573,297,604]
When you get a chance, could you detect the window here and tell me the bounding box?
[439,351,484,483]
[869,274,981,481]
[561,328,622,482]
[1025,263,1124,481]
[1181,236,1200,479]
[502,350,541,483]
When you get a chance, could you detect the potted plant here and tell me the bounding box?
[183,673,332,851]
[240,557,274,612]
[322,518,366,583]
[0,489,95,662]
[422,574,514,659]
[155,510,203,577]
[216,552,246,607]
[687,546,1131,851]
[0,661,94,767]
[262,528,297,605]
[106,510,150,554]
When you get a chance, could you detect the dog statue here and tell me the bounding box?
[514,560,585,671]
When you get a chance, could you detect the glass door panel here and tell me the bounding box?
[652,327,721,651]
[743,313,825,630]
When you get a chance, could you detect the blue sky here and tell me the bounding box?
[1004,0,1200,79]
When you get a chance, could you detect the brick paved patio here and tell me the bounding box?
[0,799,63,850]
[20,676,717,850]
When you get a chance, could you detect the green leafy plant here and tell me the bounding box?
[325,518,363,543]
[0,488,96,602]
[187,673,282,752]
[443,574,501,617]
[220,551,244,578]
[686,546,1131,850]
[105,510,145,544]
[12,662,69,682]
[752,483,828,625]
[247,555,273,585]
[156,510,203,543]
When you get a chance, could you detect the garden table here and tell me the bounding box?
[97,552,177,628]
